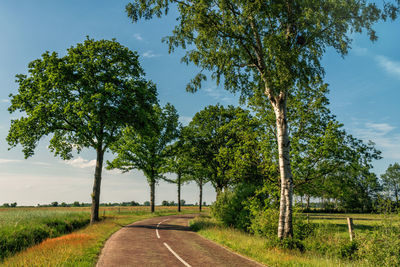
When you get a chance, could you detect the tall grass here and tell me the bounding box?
[0,206,203,266]
[190,213,400,267]
[0,208,90,260]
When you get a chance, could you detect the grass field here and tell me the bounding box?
[0,207,91,261]
[2,208,398,266]
[0,206,203,266]
[190,212,400,267]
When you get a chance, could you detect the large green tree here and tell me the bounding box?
[251,83,381,211]
[126,0,398,238]
[381,163,400,204]
[7,38,157,223]
[107,103,179,212]
[184,104,250,197]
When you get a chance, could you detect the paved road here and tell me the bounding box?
[96,214,265,267]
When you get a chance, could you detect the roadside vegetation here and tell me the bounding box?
[0,206,202,266]
[0,207,90,261]
[190,212,400,267]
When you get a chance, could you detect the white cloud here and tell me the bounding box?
[65,157,96,169]
[352,122,400,161]
[204,86,234,103]
[0,159,52,166]
[0,99,9,103]
[353,46,368,56]
[142,50,159,58]
[0,159,22,164]
[133,33,143,41]
[179,116,192,126]
[375,55,400,79]
[364,123,396,136]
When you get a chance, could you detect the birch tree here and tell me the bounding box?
[126,0,399,238]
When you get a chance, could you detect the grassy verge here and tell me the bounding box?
[189,215,385,267]
[1,206,203,266]
[0,208,90,260]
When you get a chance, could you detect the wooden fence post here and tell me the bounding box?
[347,217,354,241]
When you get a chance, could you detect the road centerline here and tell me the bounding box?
[163,242,192,267]
[156,218,169,239]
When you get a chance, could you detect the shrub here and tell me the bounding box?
[210,183,257,230]
[356,222,400,266]
[338,240,358,259]
[248,208,279,238]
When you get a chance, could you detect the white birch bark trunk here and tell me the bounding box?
[272,94,294,239]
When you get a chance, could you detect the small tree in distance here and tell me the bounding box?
[381,163,400,204]
[107,103,179,212]
[163,130,193,212]
[7,38,157,223]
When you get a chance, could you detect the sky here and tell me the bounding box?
[0,1,399,206]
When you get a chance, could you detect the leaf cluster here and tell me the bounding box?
[7,38,157,159]
[107,103,180,183]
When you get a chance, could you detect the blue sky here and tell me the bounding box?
[0,1,399,206]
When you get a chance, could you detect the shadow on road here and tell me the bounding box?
[127,223,192,232]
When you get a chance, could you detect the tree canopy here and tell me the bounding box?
[381,163,400,204]
[126,0,398,238]
[7,38,157,222]
[107,103,180,212]
[184,104,253,195]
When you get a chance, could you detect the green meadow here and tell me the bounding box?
[190,212,400,267]
[0,206,202,266]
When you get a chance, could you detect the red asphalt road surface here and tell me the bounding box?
[96,214,265,267]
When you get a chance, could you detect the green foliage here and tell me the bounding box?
[189,215,220,232]
[126,0,398,99]
[210,185,254,230]
[107,103,179,211]
[7,37,157,221]
[338,241,358,259]
[356,222,400,266]
[184,104,261,194]
[381,162,400,203]
[108,103,179,181]
[126,0,397,238]
[248,208,279,238]
[8,37,157,160]
[251,85,381,213]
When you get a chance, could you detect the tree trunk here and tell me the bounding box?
[300,195,303,209]
[91,147,104,224]
[216,187,222,199]
[272,95,294,239]
[199,180,203,212]
[150,179,155,213]
[306,195,310,210]
[178,172,181,212]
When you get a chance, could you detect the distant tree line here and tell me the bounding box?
[2,203,17,208]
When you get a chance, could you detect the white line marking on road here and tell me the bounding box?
[156,219,169,239]
[163,242,192,267]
